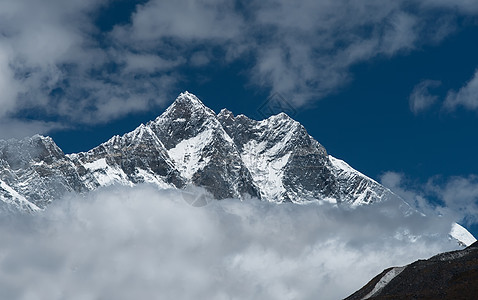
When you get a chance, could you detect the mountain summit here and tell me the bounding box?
[0,92,475,246]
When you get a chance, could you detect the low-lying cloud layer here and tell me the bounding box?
[0,185,462,300]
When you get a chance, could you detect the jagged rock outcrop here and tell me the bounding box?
[149,93,260,199]
[68,124,185,190]
[217,107,395,204]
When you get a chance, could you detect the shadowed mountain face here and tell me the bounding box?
[346,242,478,300]
[0,92,397,210]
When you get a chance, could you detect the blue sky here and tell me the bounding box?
[1,0,478,235]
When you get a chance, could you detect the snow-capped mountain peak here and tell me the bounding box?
[217,108,235,120]
[0,91,475,247]
[176,91,206,107]
[157,91,216,123]
[0,92,410,207]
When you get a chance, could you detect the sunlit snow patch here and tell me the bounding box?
[363,266,406,299]
[450,223,477,247]
[168,129,212,179]
[83,158,132,187]
[241,139,290,201]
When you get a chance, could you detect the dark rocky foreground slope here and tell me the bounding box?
[346,241,478,300]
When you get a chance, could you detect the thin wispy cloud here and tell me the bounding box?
[408,70,478,114]
[409,80,441,114]
[428,175,478,225]
[445,69,478,111]
[381,171,478,228]
[0,185,461,300]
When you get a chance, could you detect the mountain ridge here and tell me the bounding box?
[0,91,475,246]
[0,92,397,207]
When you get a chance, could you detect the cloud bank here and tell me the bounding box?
[0,184,462,300]
[0,0,477,136]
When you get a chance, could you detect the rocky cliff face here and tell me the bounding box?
[0,92,397,210]
[217,107,395,205]
[149,93,260,199]
[0,135,86,211]
[68,124,185,191]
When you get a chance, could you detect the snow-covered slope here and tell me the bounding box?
[328,155,399,206]
[450,223,477,247]
[0,178,40,212]
[362,266,406,299]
